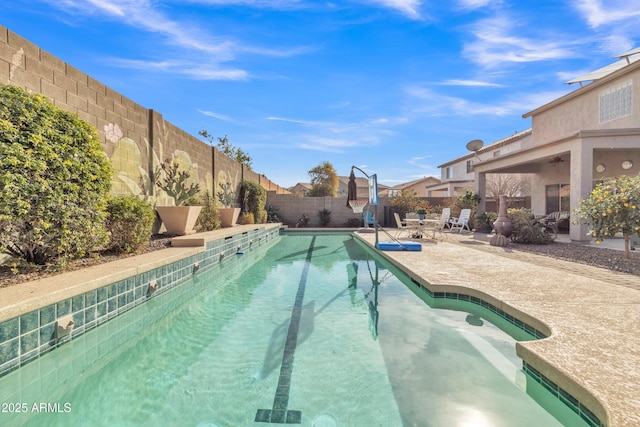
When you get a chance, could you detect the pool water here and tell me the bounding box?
[0,233,587,426]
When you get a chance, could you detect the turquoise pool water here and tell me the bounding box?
[0,233,588,426]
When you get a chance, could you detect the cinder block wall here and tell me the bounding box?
[0,24,288,203]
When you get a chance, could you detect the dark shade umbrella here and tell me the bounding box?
[347,168,358,208]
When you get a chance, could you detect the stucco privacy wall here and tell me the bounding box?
[0,24,289,202]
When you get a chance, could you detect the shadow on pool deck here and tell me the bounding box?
[355,230,640,427]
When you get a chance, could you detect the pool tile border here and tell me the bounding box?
[0,226,280,378]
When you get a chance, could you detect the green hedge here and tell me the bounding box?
[106,196,155,254]
[0,84,112,267]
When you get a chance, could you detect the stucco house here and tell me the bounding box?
[385,176,441,198]
[469,47,640,242]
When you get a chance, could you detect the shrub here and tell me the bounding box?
[266,204,281,223]
[0,84,112,267]
[318,209,331,227]
[297,214,309,227]
[106,196,155,254]
[238,212,255,225]
[240,180,267,223]
[508,208,553,244]
[389,189,420,218]
[189,191,220,232]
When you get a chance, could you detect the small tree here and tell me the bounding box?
[0,84,112,267]
[574,175,640,259]
[199,131,252,170]
[307,161,339,197]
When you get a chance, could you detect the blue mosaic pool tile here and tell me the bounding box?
[72,310,85,329]
[39,323,56,347]
[0,318,19,342]
[0,338,19,365]
[20,311,39,334]
[56,299,71,317]
[97,287,107,303]
[86,290,97,306]
[72,294,85,311]
[85,306,97,324]
[20,330,39,354]
[39,304,56,326]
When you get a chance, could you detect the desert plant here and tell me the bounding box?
[217,181,237,208]
[188,191,220,231]
[155,160,200,206]
[266,204,281,223]
[476,212,497,232]
[105,196,155,254]
[508,208,553,244]
[318,209,331,227]
[297,214,309,228]
[0,84,112,267]
[238,212,255,225]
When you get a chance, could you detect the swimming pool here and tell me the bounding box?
[0,233,588,426]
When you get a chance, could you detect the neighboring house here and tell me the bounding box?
[430,129,533,198]
[385,176,441,198]
[448,47,640,242]
[292,176,388,200]
[290,183,312,197]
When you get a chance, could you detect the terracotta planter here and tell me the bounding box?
[156,206,202,235]
[219,207,241,227]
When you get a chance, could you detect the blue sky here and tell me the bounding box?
[2,1,640,188]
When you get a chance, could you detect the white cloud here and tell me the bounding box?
[198,110,236,122]
[440,79,504,87]
[574,0,640,28]
[463,15,573,68]
[359,0,423,20]
[456,0,493,10]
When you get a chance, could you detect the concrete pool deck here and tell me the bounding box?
[355,230,640,427]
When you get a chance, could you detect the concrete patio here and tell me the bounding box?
[355,230,640,427]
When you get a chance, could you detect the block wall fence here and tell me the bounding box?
[0,24,290,204]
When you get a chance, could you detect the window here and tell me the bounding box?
[466,160,474,173]
[445,167,453,179]
[600,80,632,123]
[545,183,570,214]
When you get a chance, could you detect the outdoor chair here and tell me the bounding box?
[363,210,376,227]
[449,209,471,233]
[393,213,411,238]
[543,211,570,236]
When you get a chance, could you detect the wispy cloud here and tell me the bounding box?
[462,15,573,68]
[359,0,424,20]
[198,110,237,122]
[440,79,503,87]
[574,0,640,28]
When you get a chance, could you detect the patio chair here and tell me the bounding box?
[439,208,451,231]
[393,213,411,238]
[449,209,471,233]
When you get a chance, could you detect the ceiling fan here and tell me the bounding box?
[549,156,564,164]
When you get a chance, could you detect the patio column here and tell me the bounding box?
[569,140,593,242]
[474,171,486,214]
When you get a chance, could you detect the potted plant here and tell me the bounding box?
[415,204,430,220]
[217,181,240,227]
[476,211,497,234]
[155,160,202,235]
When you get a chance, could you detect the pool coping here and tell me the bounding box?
[354,231,640,427]
[0,224,280,324]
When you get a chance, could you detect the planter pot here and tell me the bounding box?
[219,207,241,227]
[156,206,202,235]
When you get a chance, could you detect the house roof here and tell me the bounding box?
[388,176,440,190]
[524,48,640,118]
[437,128,532,168]
[565,47,640,85]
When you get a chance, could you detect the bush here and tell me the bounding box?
[189,191,220,231]
[508,208,553,244]
[106,196,155,253]
[0,84,112,267]
[266,204,281,223]
[389,189,420,218]
[238,212,255,225]
[240,180,267,223]
[318,209,331,227]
